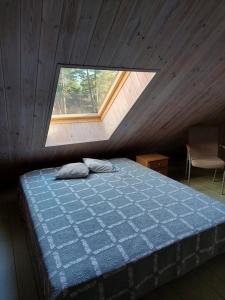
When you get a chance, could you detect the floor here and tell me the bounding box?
[1,169,225,300]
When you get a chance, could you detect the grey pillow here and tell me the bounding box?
[56,163,89,179]
[83,158,115,173]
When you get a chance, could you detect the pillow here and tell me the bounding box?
[55,163,89,179]
[83,158,116,173]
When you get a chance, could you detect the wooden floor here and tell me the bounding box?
[1,170,225,300]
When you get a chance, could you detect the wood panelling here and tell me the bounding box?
[1,0,21,169]
[0,45,11,170]
[20,0,42,164]
[46,121,106,147]
[103,71,156,138]
[31,0,64,149]
[1,0,225,179]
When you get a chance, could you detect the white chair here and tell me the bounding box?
[222,169,225,194]
[186,127,225,194]
[221,145,225,194]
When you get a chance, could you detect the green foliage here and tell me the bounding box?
[53,68,119,115]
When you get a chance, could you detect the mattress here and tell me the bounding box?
[20,158,225,300]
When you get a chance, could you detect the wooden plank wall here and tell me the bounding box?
[0,0,225,181]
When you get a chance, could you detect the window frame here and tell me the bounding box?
[51,66,130,124]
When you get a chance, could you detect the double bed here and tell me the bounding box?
[20,158,225,299]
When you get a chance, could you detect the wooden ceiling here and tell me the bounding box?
[1,0,225,179]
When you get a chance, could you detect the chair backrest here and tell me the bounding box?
[188,126,219,159]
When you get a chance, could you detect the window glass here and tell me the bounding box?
[53,68,119,115]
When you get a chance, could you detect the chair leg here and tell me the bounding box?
[185,157,189,178]
[213,169,217,182]
[188,162,191,185]
[221,169,225,195]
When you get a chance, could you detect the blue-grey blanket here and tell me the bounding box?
[20,158,225,300]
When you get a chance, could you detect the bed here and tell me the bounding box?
[20,158,225,300]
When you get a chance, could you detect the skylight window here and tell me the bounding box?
[52,67,128,121]
[46,67,156,146]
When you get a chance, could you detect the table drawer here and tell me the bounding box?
[157,168,168,176]
[149,165,168,175]
[148,159,168,169]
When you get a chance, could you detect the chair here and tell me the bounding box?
[222,169,225,194]
[221,145,225,194]
[186,126,225,193]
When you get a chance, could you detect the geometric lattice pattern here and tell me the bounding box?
[20,158,225,299]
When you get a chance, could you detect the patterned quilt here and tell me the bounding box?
[20,158,225,300]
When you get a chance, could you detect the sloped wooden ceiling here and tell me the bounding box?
[1,0,225,178]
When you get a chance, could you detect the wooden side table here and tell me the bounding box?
[221,145,225,194]
[136,153,169,176]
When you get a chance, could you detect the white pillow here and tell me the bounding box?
[56,163,89,179]
[83,158,115,173]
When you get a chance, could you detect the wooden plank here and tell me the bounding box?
[111,3,225,150]
[84,0,122,65]
[31,0,64,150]
[0,42,11,171]
[53,0,83,63]
[19,0,43,168]
[98,0,139,65]
[145,49,225,147]
[141,67,225,151]
[70,0,103,64]
[133,1,225,145]
[0,0,21,169]
[135,0,203,68]
[112,0,178,68]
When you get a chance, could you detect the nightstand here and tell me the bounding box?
[136,153,169,175]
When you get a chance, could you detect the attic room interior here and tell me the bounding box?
[2,0,225,299]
